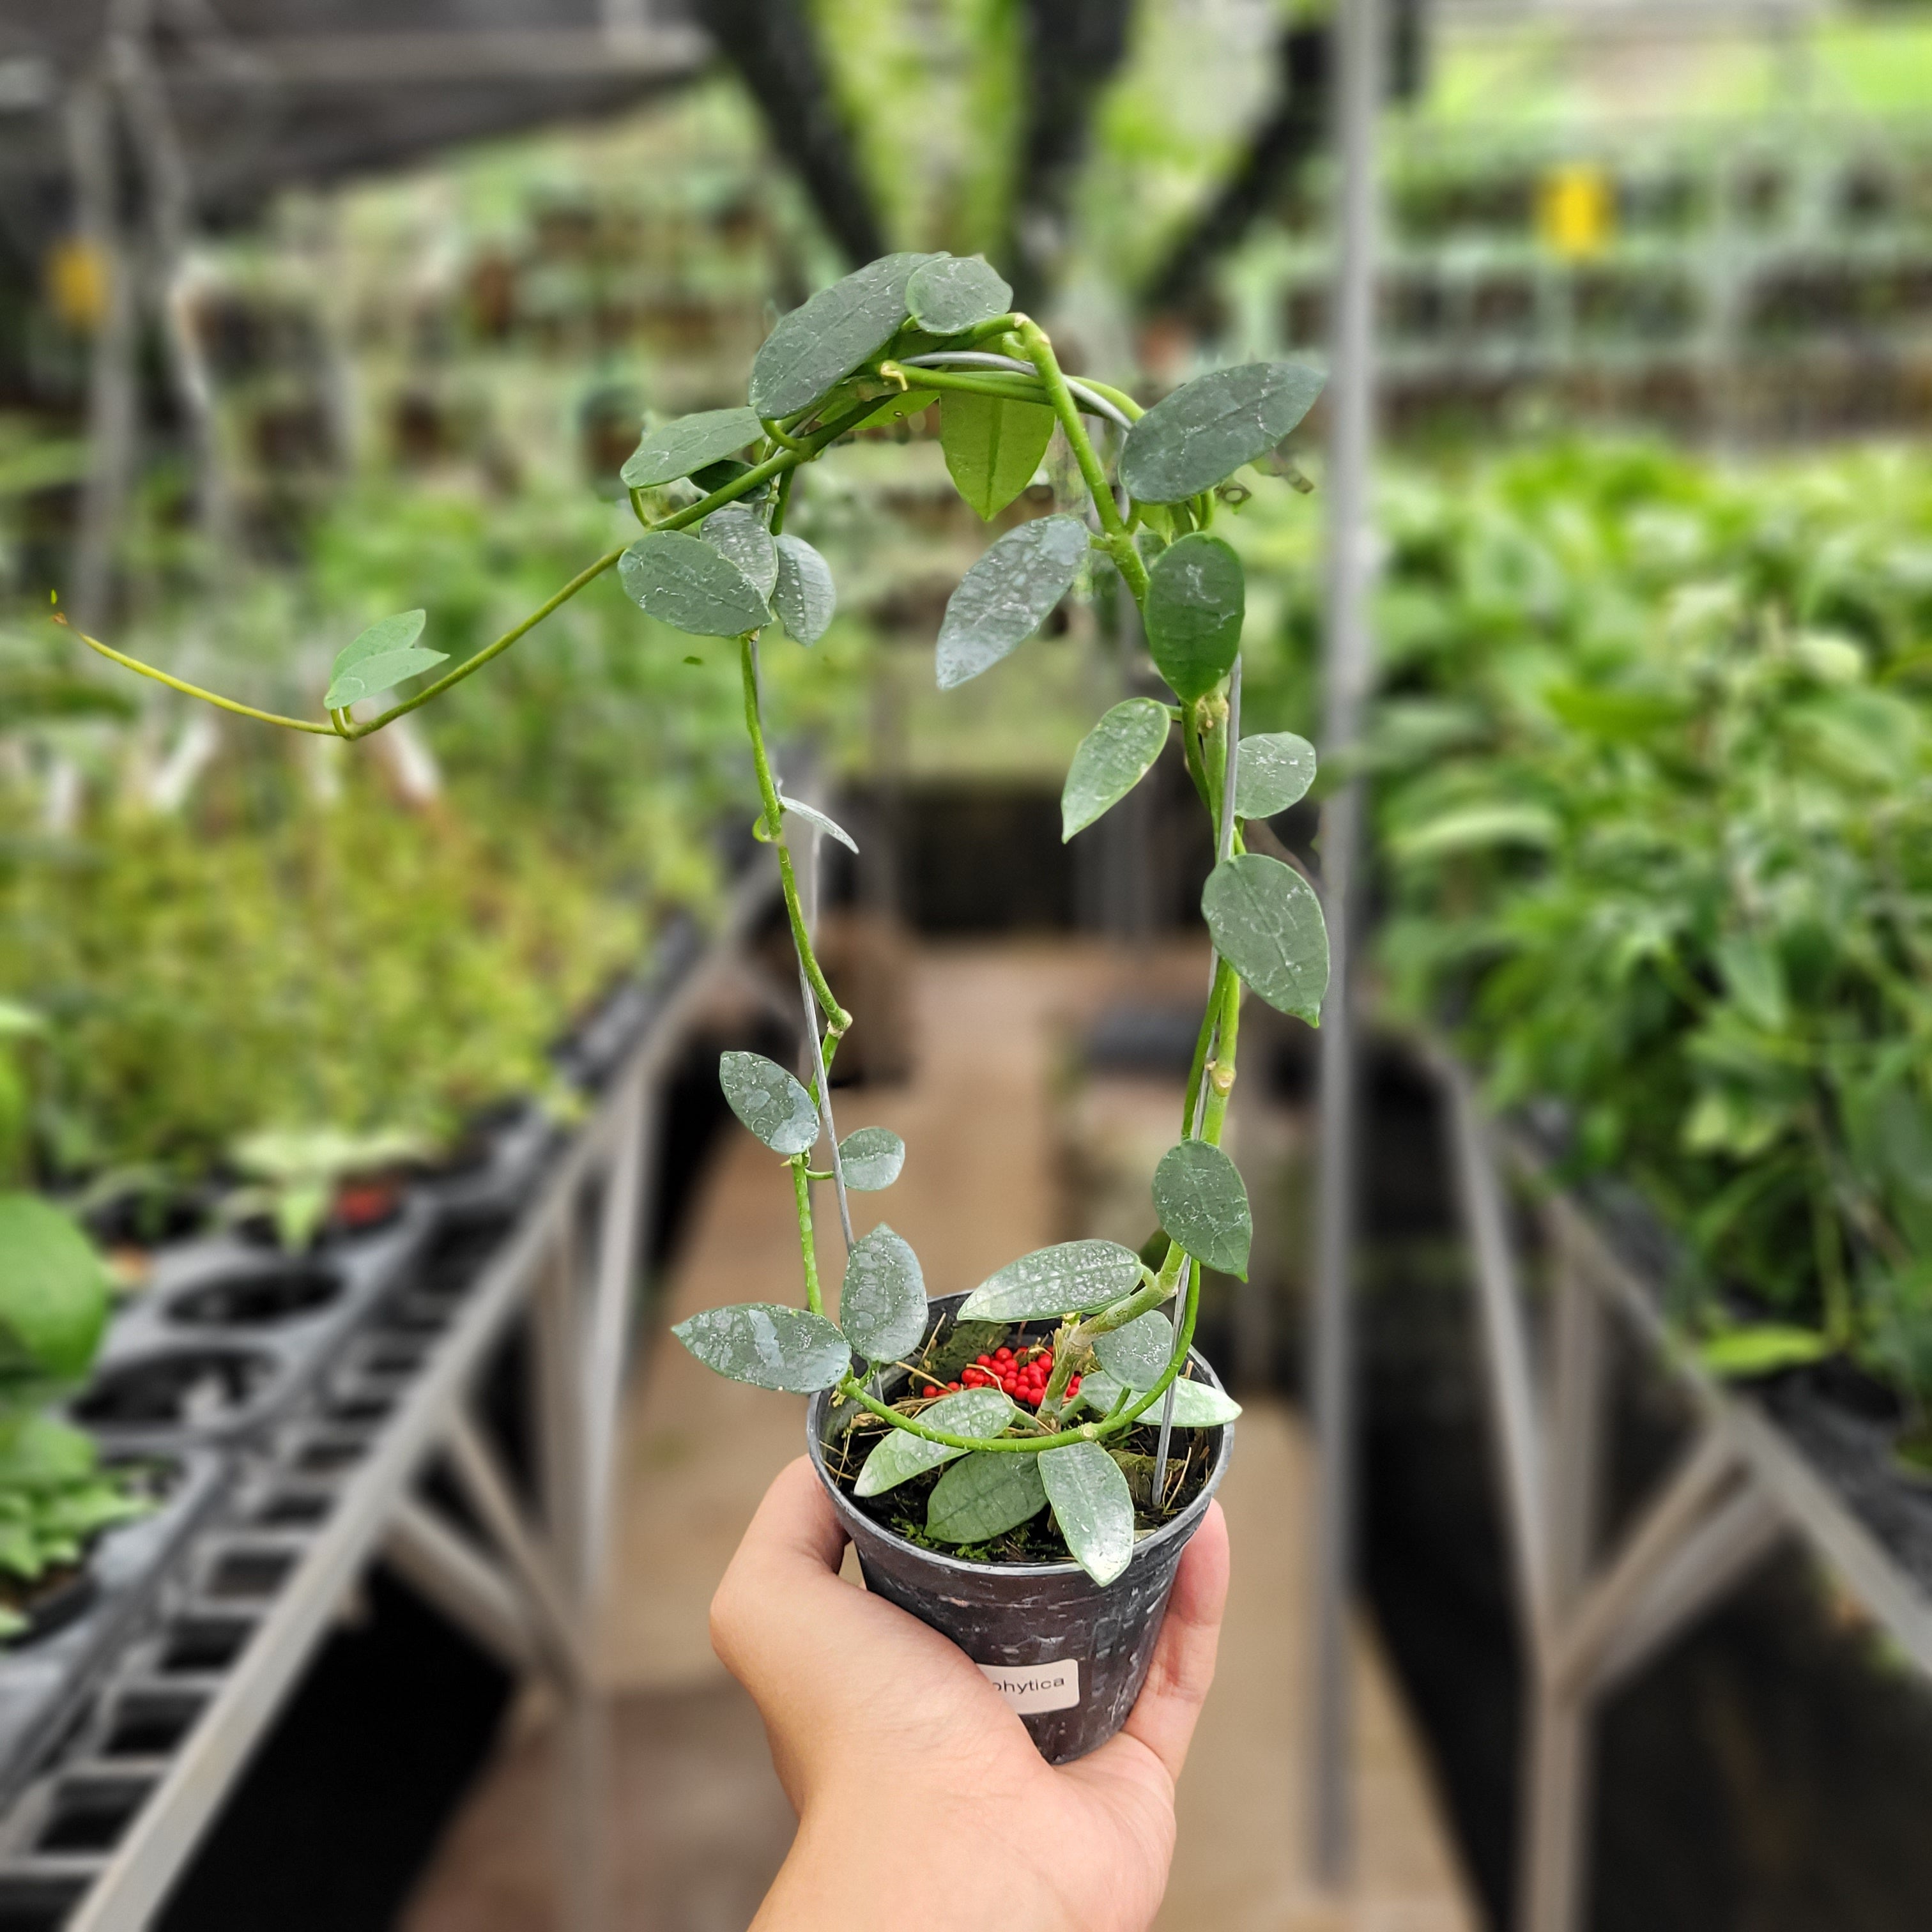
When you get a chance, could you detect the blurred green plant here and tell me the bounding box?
[1287,440,1932,1401]
[0,1195,146,1639]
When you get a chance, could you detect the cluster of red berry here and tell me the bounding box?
[959,1346,1080,1408]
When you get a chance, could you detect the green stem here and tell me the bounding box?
[349,543,628,737]
[1200,963,1242,1143]
[739,633,850,1035]
[1182,956,1238,1140]
[1012,319,1149,603]
[63,622,341,735]
[792,1155,823,1314]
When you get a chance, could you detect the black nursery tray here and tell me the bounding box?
[0,1450,229,1814]
[72,1200,438,1451]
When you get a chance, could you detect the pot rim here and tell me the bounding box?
[806,1289,1234,1582]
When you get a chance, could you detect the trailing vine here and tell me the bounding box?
[68,250,1330,1583]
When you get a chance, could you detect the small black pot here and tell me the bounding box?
[806,1291,1232,1765]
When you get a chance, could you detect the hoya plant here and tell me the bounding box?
[66,250,1330,1587]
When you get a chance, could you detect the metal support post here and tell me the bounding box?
[1434,1054,1791,1932]
[1308,0,1384,1886]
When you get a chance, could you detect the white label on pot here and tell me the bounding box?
[979,1659,1080,1714]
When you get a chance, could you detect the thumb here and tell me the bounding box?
[1117,1499,1230,1786]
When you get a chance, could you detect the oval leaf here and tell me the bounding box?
[621,407,763,489]
[1121,362,1326,503]
[1093,1308,1175,1390]
[325,610,448,710]
[1062,698,1170,841]
[0,1194,107,1382]
[719,1050,819,1155]
[839,1223,928,1365]
[620,531,770,638]
[1153,1140,1252,1279]
[772,535,836,645]
[778,788,858,854]
[838,1126,905,1192]
[1041,1441,1136,1585]
[1202,852,1330,1024]
[940,392,1055,521]
[907,255,1013,334]
[1144,535,1244,702]
[854,1386,1019,1496]
[936,514,1089,691]
[1235,732,1317,819]
[958,1239,1144,1322]
[702,507,778,602]
[748,252,944,418]
[928,1449,1046,1544]
[1078,1370,1241,1429]
[672,1302,850,1392]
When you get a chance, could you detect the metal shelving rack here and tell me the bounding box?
[1436,1049,1932,1932]
[1223,111,1932,440]
[0,854,781,1932]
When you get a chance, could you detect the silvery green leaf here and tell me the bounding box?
[0,1193,107,1381]
[718,1050,819,1155]
[702,506,778,602]
[748,252,944,418]
[772,535,836,645]
[1144,535,1243,702]
[778,789,858,854]
[1235,732,1317,818]
[619,531,770,637]
[838,1126,905,1191]
[1153,1140,1252,1279]
[1202,852,1330,1025]
[854,1386,1018,1497]
[838,1223,927,1364]
[957,1239,1143,1321]
[906,255,1013,334]
[928,1449,1046,1543]
[1093,1308,1175,1390]
[1062,698,1171,841]
[621,407,763,488]
[1041,1442,1136,1585]
[1121,362,1326,503]
[936,515,1089,690]
[325,610,447,710]
[672,1302,850,1392]
[1078,1370,1241,1429]
[940,392,1055,520]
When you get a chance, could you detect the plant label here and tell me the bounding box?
[977,1659,1080,1714]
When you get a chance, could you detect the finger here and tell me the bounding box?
[710,1458,847,1679]
[1117,1500,1230,1786]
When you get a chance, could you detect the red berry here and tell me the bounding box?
[949,1381,962,1391]
[995,1348,1012,1363]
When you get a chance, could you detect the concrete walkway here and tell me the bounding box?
[403,942,1476,1932]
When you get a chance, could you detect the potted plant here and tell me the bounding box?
[0,1194,150,1641]
[66,250,1330,1758]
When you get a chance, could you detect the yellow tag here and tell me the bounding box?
[47,237,109,332]
[1537,164,1614,260]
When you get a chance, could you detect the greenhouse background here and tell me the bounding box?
[0,0,1928,1927]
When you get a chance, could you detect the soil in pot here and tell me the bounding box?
[809,1295,1230,1765]
[0,1565,98,1644]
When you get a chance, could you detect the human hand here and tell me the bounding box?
[710,1456,1230,1932]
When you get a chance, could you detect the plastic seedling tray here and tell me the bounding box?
[72,1198,438,1451]
[0,1448,230,1814]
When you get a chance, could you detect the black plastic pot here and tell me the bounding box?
[807,1292,1233,1765]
